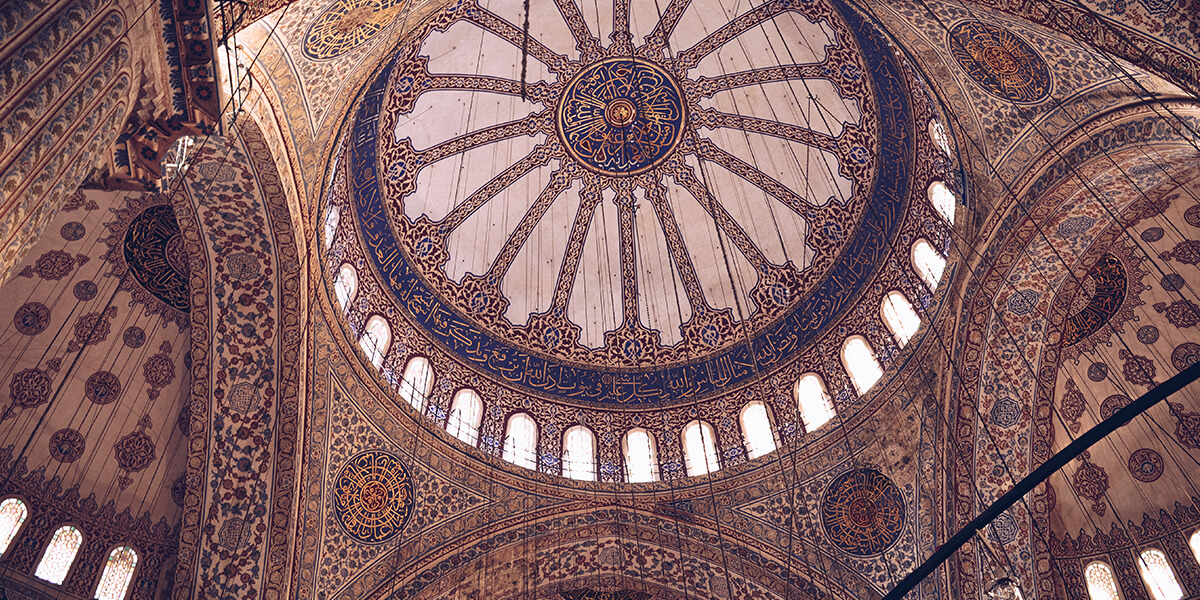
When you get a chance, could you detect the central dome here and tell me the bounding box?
[347,0,915,406]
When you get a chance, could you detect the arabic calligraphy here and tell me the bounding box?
[333,450,414,543]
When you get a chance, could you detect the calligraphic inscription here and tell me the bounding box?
[821,468,905,556]
[1062,254,1125,347]
[948,21,1051,103]
[124,204,190,313]
[558,58,684,175]
[333,450,414,543]
[302,0,407,61]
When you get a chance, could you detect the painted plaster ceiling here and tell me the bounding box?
[340,0,920,406]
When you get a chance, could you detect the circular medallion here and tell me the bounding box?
[1172,342,1200,371]
[1162,274,1185,292]
[302,0,406,60]
[85,371,122,405]
[124,204,190,313]
[73,280,98,301]
[13,302,51,336]
[49,428,85,463]
[1141,227,1165,242]
[60,222,85,241]
[989,397,1021,428]
[948,21,1051,103]
[1087,362,1108,382]
[1128,448,1164,482]
[557,58,685,176]
[113,431,157,472]
[333,450,414,543]
[1100,394,1130,420]
[821,468,905,556]
[1137,325,1160,344]
[1186,205,1200,228]
[171,474,188,507]
[10,368,51,409]
[123,326,146,348]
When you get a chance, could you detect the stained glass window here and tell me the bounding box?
[1139,548,1184,600]
[843,336,884,395]
[34,525,82,585]
[503,413,538,470]
[912,238,946,292]
[398,356,433,412]
[561,425,596,481]
[324,205,340,249]
[94,546,138,600]
[334,264,357,309]
[740,401,776,459]
[623,428,658,483]
[881,291,921,347]
[447,388,482,446]
[683,420,720,477]
[0,497,27,557]
[359,315,391,369]
[928,181,957,223]
[1084,562,1120,600]
[795,373,836,432]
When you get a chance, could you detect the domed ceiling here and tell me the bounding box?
[342,0,925,407]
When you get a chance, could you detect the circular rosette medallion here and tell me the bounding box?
[821,468,905,556]
[333,450,415,543]
[557,58,684,175]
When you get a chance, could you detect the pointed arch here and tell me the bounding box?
[34,525,83,585]
[502,412,538,470]
[561,425,597,481]
[682,420,720,476]
[94,546,139,600]
[359,315,392,369]
[1084,561,1121,600]
[842,336,883,395]
[0,497,27,557]
[334,264,358,309]
[1138,548,1184,600]
[398,356,434,411]
[622,428,658,483]
[881,290,921,347]
[795,373,835,432]
[447,388,483,445]
[927,180,957,223]
[911,238,945,292]
[739,401,776,459]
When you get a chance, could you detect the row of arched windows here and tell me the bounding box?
[1084,540,1200,600]
[0,498,138,600]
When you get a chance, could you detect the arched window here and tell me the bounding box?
[1085,562,1121,600]
[0,497,28,557]
[398,356,433,412]
[502,413,538,470]
[927,181,957,224]
[561,425,596,481]
[34,525,82,585]
[334,264,358,309]
[94,546,138,600]
[623,428,658,483]
[1189,530,1200,566]
[447,388,483,446]
[842,336,883,395]
[795,373,835,432]
[928,120,952,157]
[324,205,340,249]
[881,291,921,347]
[682,420,720,477]
[359,315,391,369]
[912,239,946,292]
[1139,549,1184,600]
[740,401,776,459]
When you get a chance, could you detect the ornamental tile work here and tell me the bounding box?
[947,21,1052,103]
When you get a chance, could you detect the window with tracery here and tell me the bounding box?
[324,205,340,249]
[842,336,883,395]
[740,401,776,459]
[561,425,597,481]
[503,413,538,470]
[1139,549,1184,600]
[0,497,27,557]
[334,264,358,309]
[881,291,921,347]
[398,356,433,412]
[623,428,658,483]
[912,239,946,292]
[447,388,483,446]
[795,373,835,432]
[682,420,720,477]
[34,525,82,585]
[927,181,957,224]
[1084,561,1121,600]
[359,315,391,369]
[94,546,138,600]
